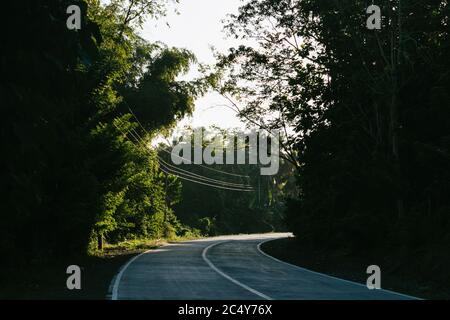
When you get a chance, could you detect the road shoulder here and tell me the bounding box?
[260,237,449,300]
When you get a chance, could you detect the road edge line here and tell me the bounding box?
[202,241,273,301]
[108,249,152,300]
[257,238,422,300]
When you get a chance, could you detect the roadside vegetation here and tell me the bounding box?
[1,0,449,299]
[1,1,289,298]
[262,237,450,300]
[217,0,450,299]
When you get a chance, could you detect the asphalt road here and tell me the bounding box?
[109,233,417,300]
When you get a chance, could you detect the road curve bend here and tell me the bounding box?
[109,233,417,300]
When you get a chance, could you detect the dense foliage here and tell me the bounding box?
[219,0,450,257]
[1,1,292,269]
[161,127,295,235]
[3,1,448,290]
[0,0,199,264]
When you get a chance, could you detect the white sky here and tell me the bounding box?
[139,0,246,130]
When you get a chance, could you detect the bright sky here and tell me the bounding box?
[140,0,246,130]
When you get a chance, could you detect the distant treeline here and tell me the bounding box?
[161,128,296,236]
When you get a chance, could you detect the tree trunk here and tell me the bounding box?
[97,233,103,250]
[390,0,405,222]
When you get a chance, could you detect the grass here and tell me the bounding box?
[97,234,202,256]
[0,235,201,300]
[261,237,450,300]
[95,238,165,257]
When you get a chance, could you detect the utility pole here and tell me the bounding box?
[97,232,103,251]
[164,172,169,238]
[258,174,261,207]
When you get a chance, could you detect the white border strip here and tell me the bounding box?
[257,238,421,300]
[109,250,152,300]
[202,241,273,300]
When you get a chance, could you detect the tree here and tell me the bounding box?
[0,0,201,263]
[217,0,450,252]
[163,126,293,235]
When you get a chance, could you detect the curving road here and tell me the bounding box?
[109,233,417,300]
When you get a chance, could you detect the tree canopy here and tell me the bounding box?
[216,0,450,253]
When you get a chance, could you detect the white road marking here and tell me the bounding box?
[109,233,419,301]
[110,250,152,300]
[202,241,273,300]
[257,238,421,300]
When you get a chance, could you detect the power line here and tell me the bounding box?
[127,107,251,179]
[158,161,255,192]
[115,116,253,188]
[158,146,251,179]
[158,156,253,189]
[113,122,255,192]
